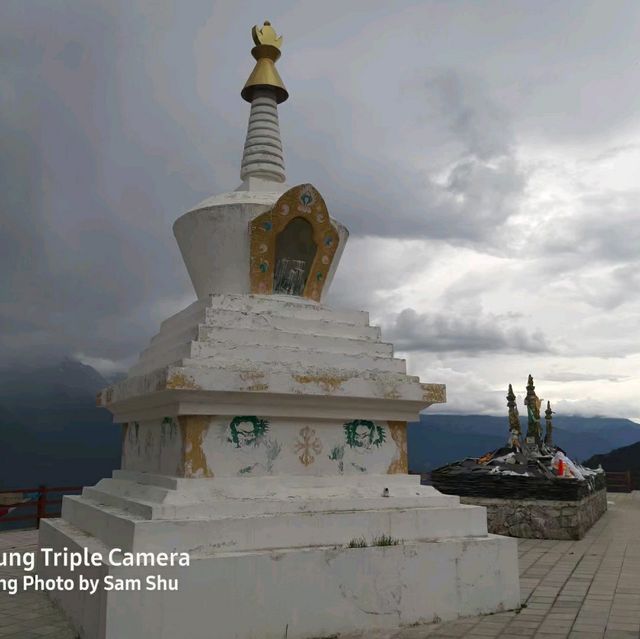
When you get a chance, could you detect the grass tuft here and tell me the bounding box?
[347,536,368,548]
[371,534,400,547]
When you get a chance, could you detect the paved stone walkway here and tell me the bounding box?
[0,494,639,638]
[0,529,76,638]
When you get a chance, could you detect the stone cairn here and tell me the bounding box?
[431,375,605,500]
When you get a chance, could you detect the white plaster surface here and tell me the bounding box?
[240,89,286,183]
[173,198,348,303]
[120,416,404,477]
[55,473,486,552]
[102,294,444,424]
[173,198,274,300]
[40,513,519,639]
[42,463,520,639]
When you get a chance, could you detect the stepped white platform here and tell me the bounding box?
[41,471,518,639]
[40,289,520,639]
[103,293,442,427]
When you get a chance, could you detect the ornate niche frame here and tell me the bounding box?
[249,184,340,301]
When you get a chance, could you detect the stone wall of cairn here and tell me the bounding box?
[461,488,607,540]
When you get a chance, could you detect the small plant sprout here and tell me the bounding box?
[347,536,368,548]
[371,534,400,547]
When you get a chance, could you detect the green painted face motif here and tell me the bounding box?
[227,416,269,448]
[343,419,386,449]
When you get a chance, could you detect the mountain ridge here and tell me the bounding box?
[583,441,640,490]
[408,413,640,472]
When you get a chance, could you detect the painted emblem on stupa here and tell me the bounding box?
[343,419,386,450]
[227,416,270,448]
[223,416,282,475]
[294,426,323,466]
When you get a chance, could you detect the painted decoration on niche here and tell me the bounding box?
[294,426,323,466]
[249,184,340,301]
[343,419,386,450]
[220,416,282,475]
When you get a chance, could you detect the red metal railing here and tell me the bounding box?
[0,485,83,529]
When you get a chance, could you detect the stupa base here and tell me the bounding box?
[41,520,518,639]
[39,475,520,639]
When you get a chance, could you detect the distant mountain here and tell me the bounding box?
[584,441,640,472]
[408,414,640,472]
[0,359,121,489]
[104,371,127,385]
[583,441,640,491]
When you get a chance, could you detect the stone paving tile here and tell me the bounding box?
[2,494,640,638]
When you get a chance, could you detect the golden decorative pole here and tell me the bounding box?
[544,400,554,447]
[506,383,521,448]
[240,21,288,185]
[524,374,542,447]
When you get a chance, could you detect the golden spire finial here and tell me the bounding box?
[242,20,288,104]
[252,21,283,49]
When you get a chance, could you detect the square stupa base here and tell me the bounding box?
[40,520,518,639]
[39,474,520,639]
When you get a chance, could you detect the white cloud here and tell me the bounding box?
[74,353,136,377]
[385,308,551,354]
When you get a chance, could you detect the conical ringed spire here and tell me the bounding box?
[240,20,288,186]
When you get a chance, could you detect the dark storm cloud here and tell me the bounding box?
[0,1,212,365]
[291,68,527,244]
[1,0,638,381]
[541,371,627,383]
[524,189,640,310]
[568,264,640,311]
[537,194,640,265]
[385,308,552,354]
[0,1,529,368]
[422,70,514,161]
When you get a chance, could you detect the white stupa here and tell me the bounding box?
[40,21,519,639]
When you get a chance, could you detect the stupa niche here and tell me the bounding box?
[38,21,520,639]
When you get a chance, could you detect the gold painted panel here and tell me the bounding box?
[249,183,340,301]
[178,416,214,478]
[422,384,447,404]
[387,421,408,474]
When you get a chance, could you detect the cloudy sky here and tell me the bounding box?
[2,0,639,419]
